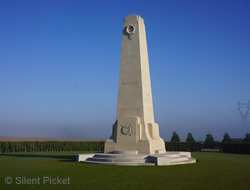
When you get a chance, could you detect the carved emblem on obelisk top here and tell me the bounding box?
[124,24,136,40]
[121,124,132,136]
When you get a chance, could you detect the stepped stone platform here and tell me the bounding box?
[76,151,196,166]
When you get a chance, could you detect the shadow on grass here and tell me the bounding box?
[0,153,76,162]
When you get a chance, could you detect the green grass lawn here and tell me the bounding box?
[0,151,250,190]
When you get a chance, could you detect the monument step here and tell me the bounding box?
[81,160,155,166]
[150,153,185,158]
[87,157,148,163]
[170,158,196,165]
[93,153,148,159]
[163,153,186,158]
[170,155,190,162]
[76,152,196,166]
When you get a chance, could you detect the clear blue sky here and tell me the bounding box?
[0,0,249,141]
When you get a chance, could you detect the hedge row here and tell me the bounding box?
[0,141,250,154]
[217,143,250,154]
[165,142,250,154]
[165,142,202,152]
[0,141,104,153]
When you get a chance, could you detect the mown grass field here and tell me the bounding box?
[0,151,249,190]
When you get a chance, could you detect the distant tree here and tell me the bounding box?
[203,133,215,148]
[222,132,232,143]
[243,133,250,142]
[171,131,180,142]
[186,132,195,142]
[204,133,215,144]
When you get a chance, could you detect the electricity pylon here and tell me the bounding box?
[236,101,250,125]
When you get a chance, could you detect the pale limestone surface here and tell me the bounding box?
[76,15,196,166]
[105,15,165,154]
[76,151,196,166]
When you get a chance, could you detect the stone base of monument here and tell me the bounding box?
[76,151,196,166]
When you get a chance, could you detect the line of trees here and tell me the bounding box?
[170,131,250,143]
[167,131,250,154]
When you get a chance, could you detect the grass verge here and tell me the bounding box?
[0,151,249,190]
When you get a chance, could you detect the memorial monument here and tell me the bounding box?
[104,15,166,154]
[76,15,196,165]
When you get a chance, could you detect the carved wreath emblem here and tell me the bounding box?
[121,124,132,136]
[124,24,136,40]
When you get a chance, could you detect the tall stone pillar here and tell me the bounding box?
[105,15,165,154]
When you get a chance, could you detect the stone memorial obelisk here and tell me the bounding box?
[104,15,166,154]
[76,15,196,165]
